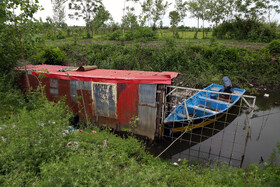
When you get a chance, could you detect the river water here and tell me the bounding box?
[149,90,280,167]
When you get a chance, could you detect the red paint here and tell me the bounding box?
[117,83,139,127]
[77,90,93,121]
[15,64,178,84]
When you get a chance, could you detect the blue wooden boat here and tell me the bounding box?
[164,84,246,133]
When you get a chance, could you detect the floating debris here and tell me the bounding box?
[264,93,269,98]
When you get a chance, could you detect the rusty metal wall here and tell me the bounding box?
[92,82,117,119]
[18,74,162,139]
[117,83,139,131]
[138,84,158,139]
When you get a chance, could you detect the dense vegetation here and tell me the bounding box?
[0,76,280,186]
[29,40,280,93]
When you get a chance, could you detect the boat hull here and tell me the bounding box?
[163,84,246,133]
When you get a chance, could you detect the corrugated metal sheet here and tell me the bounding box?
[117,83,139,129]
[70,80,77,102]
[16,64,178,84]
[137,106,157,139]
[92,82,117,118]
[138,84,158,139]
[139,84,157,106]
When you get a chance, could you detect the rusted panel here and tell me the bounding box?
[137,84,158,139]
[137,105,157,139]
[77,89,93,122]
[92,82,117,118]
[18,74,40,92]
[117,83,139,130]
[139,84,157,107]
[156,84,166,138]
[58,79,72,108]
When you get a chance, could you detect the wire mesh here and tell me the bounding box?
[160,86,256,167]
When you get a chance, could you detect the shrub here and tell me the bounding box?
[267,39,280,54]
[213,19,277,42]
[56,29,66,39]
[134,27,157,42]
[43,45,66,65]
[108,30,122,40]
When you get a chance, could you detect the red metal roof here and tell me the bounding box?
[17,64,178,84]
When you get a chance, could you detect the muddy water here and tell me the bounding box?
[149,90,280,167]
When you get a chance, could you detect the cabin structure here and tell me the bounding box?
[17,64,178,140]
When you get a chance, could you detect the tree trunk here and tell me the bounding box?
[86,22,90,38]
[15,22,30,91]
[203,19,204,39]
[195,17,199,39]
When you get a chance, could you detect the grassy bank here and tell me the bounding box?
[31,41,280,93]
[1,76,280,186]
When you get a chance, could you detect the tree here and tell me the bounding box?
[90,5,111,34]
[1,0,41,89]
[121,0,140,35]
[206,0,232,27]
[187,0,200,38]
[234,0,268,21]
[51,0,67,28]
[141,0,170,28]
[261,0,280,23]
[187,0,207,38]
[175,0,188,38]
[169,10,180,38]
[140,0,153,26]
[151,0,170,29]
[175,0,188,24]
[68,0,102,38]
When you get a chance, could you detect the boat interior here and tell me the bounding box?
[165,84,246,122]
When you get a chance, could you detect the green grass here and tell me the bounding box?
[156,29,212,40]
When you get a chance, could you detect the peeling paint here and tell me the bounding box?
[92,82,117,118]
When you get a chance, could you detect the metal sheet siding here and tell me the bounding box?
[137,106,157,139]
[17,64,178,84]
[18,73,162,140]
[92,82,117,118]
[77,89,93,122]
[117,83,139,130]
[70,80,78,102]
[137,84,158,139]
[139,84,157,106]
